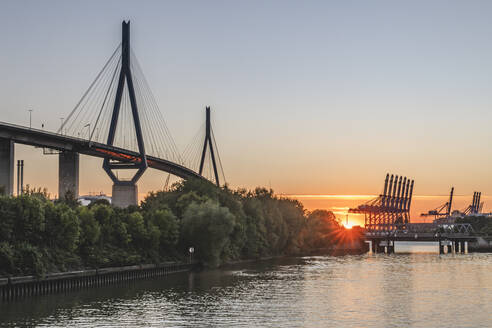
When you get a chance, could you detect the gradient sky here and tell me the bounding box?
[3,1,492,207]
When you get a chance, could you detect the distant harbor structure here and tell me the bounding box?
[348,173,491,254]
[78,193,111,206]
[421,188,490,224]
[349,173,414,232]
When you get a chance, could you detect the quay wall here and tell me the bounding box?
[0,262,197,302]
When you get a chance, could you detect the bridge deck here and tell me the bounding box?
[0,122,203,181]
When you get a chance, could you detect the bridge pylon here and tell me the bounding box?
[198,106,220,186]
[103,21,147,207]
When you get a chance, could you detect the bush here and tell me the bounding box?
[13,242,45,276]
[0,242,15,275]
[44,202,80,251]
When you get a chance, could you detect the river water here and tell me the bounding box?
[1,254,492,327]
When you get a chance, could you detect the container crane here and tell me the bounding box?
[421,187,454,219]
[462,191,482,215]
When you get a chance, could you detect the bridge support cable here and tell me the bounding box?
[91,56,122,144]
[182,122,205,170]
[48,20,223,196]
[131,62,177,162]
[59,44,121,138]
[130,50,182,164]
[211,126,226,184]
[181,107,226,186]
[59,21,182,166]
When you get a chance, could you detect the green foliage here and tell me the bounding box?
[44,202,80,251]
[0,178,352,276]
[88,198,111,208]
[305,210,341,249]
[0,242,15,275]
[56,189,80,208]
[126,211,147,251]
[14,242,45,276]
[181,200,236,267]
[147,207,179,251]
[13,195,46,245]
[0,196,16,242]
[77,207,101,265]
[78,207,101,247]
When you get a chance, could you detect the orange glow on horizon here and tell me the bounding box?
[342,221,356,229]
[283,194,376,200]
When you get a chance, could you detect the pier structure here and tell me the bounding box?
[365,225,475,255]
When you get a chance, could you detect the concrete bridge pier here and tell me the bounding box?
[112,183,138,208]
[58,151,79,199]
[365,240,373,254]
[0,139,14,195]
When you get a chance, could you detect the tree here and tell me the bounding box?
[78,206,101,264]
[12,195,46,245]
[147,207,179,251]
[44,202,80,251]
[181,200,236,267]
[0,242,14,275]
[13,242,45,276]
[57,189,80,208]
[304,210,340,249]
[0,196,16,242]
[176,191,209,218]
[242,198,269,257]
[126,211,147,251]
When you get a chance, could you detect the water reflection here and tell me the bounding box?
[1,255,491,327]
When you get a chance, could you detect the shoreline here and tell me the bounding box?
[4,245,491,302]
[0,262,197,302]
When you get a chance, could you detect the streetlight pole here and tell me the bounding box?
[189,247,194,263]
[28,109,33,129]
[84,123,91,142]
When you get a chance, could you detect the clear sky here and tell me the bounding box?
[2,0,492,204]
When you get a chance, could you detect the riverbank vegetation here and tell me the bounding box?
[0,179,361,277]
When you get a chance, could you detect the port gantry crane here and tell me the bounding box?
[349,173,414,232]
[420,187,454,220]
[422,189,484,223]
[462,191,483,215]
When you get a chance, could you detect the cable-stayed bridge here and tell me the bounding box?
[0,21,225,207]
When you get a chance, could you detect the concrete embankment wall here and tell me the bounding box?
[0,262,196,302]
